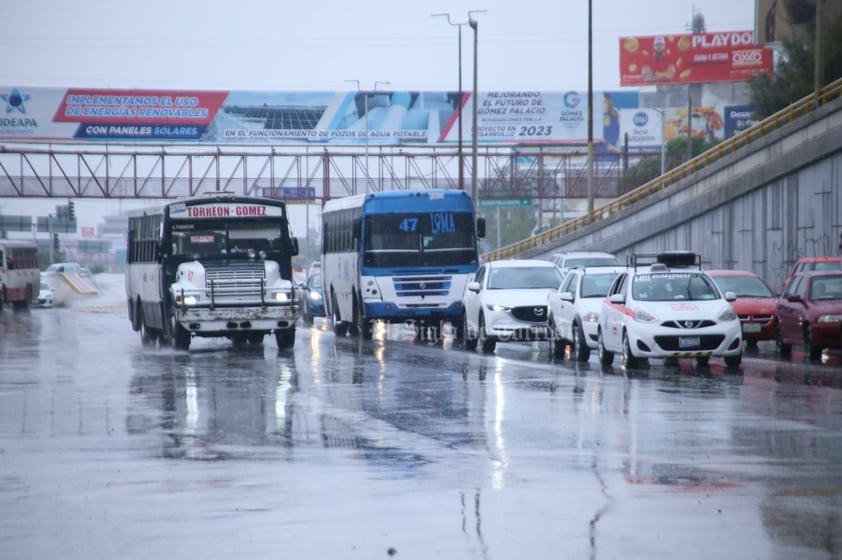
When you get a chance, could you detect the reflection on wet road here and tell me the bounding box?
[1,275,841,559]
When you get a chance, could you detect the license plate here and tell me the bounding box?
[742,323,761,333]
[679,336,700,349]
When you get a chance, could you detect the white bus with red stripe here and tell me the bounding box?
[125,194,300,350]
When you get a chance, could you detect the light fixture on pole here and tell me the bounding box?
[468,10,485,212]
[345,79,391,194]
[432,12,466,193]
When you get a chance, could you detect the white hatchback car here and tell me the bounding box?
[462,259,563,353]
[597,253,742,369]
[547,265,626,361]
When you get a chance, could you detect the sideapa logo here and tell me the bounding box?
[1,88,30,114]
[0,88,38,130]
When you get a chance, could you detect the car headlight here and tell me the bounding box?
[274,292,290,303]
[308,292,322,302]
[584,312,599,323]
[718,306,737,321]
[818,314,842,323]
[174,293,200,306]
[633,308,657,322]
[486,303,510,312]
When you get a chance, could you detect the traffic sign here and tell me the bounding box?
[478,198,533,208]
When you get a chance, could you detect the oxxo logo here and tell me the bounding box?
[633,111,649,127]
[732,50,762,66]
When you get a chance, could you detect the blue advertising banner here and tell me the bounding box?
[0,86,640,147]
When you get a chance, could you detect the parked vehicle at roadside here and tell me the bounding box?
[775,270,842,361]
[547,265,626,361]
[597,252,743,369]
[707,269,778,349]
[462,259,563,354]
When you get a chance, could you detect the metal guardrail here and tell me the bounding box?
[482,78,842,262]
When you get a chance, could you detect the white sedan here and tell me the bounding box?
[597,262,742,368]
[461,259,563,353]
[547,265,626,361]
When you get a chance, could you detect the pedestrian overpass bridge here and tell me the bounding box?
[483,79,842,292]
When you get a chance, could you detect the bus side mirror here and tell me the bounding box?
[476,217,486,239]
[290,238,300,256]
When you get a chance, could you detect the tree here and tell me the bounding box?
[749,13,842,119]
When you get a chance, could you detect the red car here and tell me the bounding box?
[776,270,842,360]
[707,269,777,349]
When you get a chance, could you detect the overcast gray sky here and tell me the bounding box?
[4,0,754,92]
[1,0,755,233]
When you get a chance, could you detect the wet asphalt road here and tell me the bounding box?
[1,274,842,560]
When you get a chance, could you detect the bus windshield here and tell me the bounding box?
[169,221,285,257]
[363,212,478,268]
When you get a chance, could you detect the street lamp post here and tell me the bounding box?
[469,13,482,211]
[345,79,390,194]
[433,10,485,206]
[432,13,466,193]
[655,108,666,176]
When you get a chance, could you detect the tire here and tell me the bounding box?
[275,327,296,349]
[805,326,822,361]
[598,329,614,366]
[724,354,742,368]
[331,293,348,336]
[548,315,566,360]
[622,331,641,369]
[776,322,791,358]
[139,308,156,347]
[478,314,496,354]
[173,321,190,351]
[463,312,478,351]
[572,322,591,362]
[355,294,372,340]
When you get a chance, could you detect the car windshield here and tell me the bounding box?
[488,266,563,289]
[711,275,774,298]
[632,272,718,301]
[580,272,621,298]
[809,276,842,301]
[308,274,322,290]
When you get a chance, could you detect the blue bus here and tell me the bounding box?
[321,189,485,340]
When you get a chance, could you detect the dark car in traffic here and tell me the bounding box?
[776,270,842,361]
[300,271,325,325]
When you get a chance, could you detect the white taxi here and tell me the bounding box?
[597,252,742,368]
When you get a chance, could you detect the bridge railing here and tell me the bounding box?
[482,77,842,262]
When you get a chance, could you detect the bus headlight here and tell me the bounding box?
[274,292,290,303]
